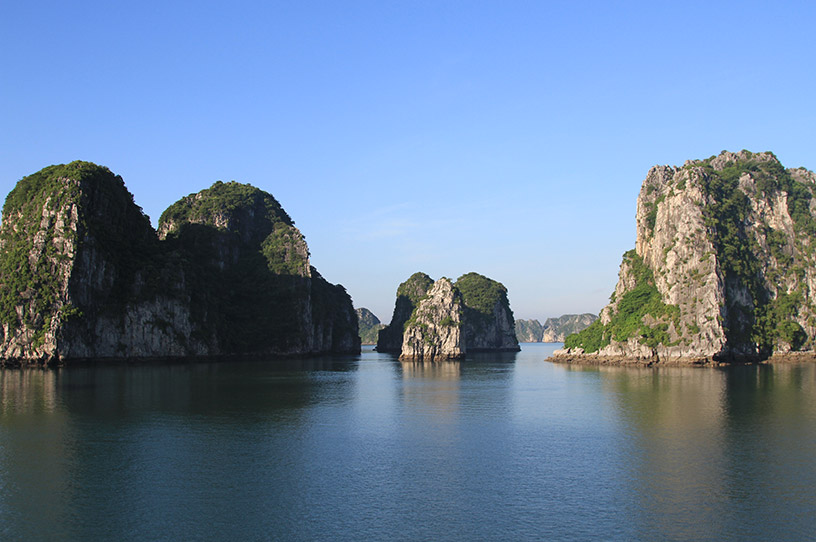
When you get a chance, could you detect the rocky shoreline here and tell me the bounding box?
[548,348,816,367]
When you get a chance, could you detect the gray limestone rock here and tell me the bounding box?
[400,278,465,361]
[555,150,816,364]
[0,162,359,365]
[381,271,520,359]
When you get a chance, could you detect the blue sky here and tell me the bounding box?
[2,1,815,323]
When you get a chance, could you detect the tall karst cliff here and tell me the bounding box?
[557,150,816,364]
[0,161,359,365]
[377,271,519,360]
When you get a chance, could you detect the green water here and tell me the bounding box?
[1,344,815,541]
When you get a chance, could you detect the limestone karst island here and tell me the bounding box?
[553,150,816,365]
[376,272,520,361]
[0,162,359,365]
[3,151,816,367]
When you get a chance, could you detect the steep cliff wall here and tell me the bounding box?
[556,150,816,364]
[0,163,359,365]
[0,162,207,362]
[456,272,519,351]
[376,272,434,352]
[380,271,519,358]
[400,278,465,361]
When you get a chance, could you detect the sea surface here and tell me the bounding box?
[1,343,815,541]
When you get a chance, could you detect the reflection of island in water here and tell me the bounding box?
[399,361,462,422]
[398,355,518,428]
[0,360,354,539]
[400,360,462,380]
[595,364,816,541]
[0,370,72,533]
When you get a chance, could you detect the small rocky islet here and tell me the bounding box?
[553,150,816,365]
[375,272,519,361]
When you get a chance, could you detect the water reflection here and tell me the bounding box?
[0,358,364,541]
[0,369,60,415]
[599,364,816,541]
[1,352,815,541]
[398,360,462,424]
[400,360,462,380]
[466,350,520,364]
[0,370,73,540]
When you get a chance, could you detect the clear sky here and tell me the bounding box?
[2,1,815,323]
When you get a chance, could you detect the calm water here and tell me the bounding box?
[1,344,815,541]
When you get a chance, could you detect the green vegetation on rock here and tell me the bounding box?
[0,162,359,363]
[455,272,512,331]
[566,150,816,360]
[380,271,519,354]
[695,153,814,352]
[564,319,607,352]
[0,161,156,344]
[357,308,385,344]
[565,250,680,352]
[159,180,293,230]
[376,272,434,352]
[396,272,435,302]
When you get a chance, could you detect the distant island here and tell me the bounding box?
[553,150,816,365]
[515,314,597,342]
[356,308,385,345]
[376,272,520,360]
[0,162,359,366]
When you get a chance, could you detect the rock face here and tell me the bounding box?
[0,162,359,365]
[515,319,545,342]
[376,272,434,352]
[356,308,385,345]
[400,278,465,361]
[556,150,816,364]
[456,272,519,351]
[378,271,520,359]
[516,314,598,342]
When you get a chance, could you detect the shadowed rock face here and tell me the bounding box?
[0,162,359,365]
[557,150,816,364]
[379,271,520,359]
[376,272,434,353]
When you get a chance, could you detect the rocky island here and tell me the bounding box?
[356,308,385,344]
[0,161,360,365]
[376,272,519,360]
[553,150,816,365]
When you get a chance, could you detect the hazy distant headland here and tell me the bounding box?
[553,150,816,365]
[356,308,385,345]
[0,161,360,366]
[515,314,597,343]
